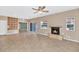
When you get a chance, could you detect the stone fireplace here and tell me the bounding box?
[51,27,60,35]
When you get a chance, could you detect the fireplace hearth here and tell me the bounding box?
[51,27,60,35]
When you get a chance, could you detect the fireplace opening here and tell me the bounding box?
[51,27,60,35]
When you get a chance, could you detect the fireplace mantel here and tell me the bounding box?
[49,26,62,28]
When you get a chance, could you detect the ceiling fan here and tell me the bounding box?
[32,6,49,13]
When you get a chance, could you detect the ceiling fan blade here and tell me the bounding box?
[32,8,38,10]
[38,6,41,9]
[38,6,46,10]
[42,10,49,12]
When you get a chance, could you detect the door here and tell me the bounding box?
[0,20,7,35]
[19,22,27,32]
[30,23,36,32]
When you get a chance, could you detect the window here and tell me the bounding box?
[66,17,75,31]
[66,24,74,31]
[40,21,48,29]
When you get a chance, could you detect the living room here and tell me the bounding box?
[0,6,79,52]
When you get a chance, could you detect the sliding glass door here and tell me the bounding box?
[19,22,27,32]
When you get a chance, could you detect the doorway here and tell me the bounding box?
[30,23,36,32]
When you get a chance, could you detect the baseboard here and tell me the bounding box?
[37,33,48,36]
[0,33,7,35]
[7,32,19,35]
[38,33,79,43]
[64,37,79,43]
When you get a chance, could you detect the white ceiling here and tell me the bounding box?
[0,6,79,19]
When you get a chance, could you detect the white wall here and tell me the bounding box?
[0,20,7,35]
